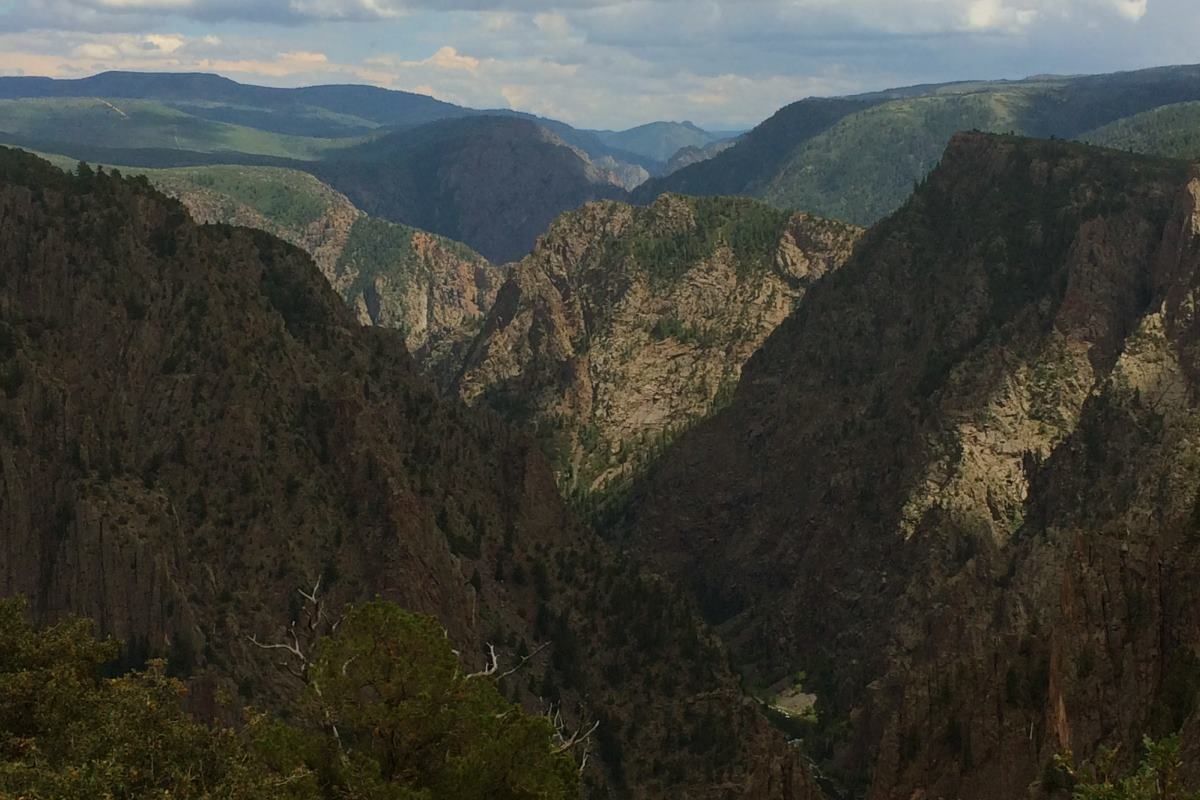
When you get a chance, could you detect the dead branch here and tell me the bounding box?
[553,719,600,755]
[247,578,348,764]
[465,643,500,679]
[246,577,332,681]
[497,642,551,682]
[298,574,322,606]
[247,635,303,661]
[542,702,599,773]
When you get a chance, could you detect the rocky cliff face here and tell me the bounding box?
[456,194,861,500]
[623,134,1200,797]
[148,165,502,375]
[663,140,736,176]
[0,149,818,799]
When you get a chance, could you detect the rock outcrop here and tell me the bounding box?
[663,140,736,176]
[148,165,502,374]
[457,194,862,500]
[624,134,1200,797]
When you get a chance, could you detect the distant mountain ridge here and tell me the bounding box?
[633,97,883,203]
[0,71,738,261]
[0,71,474,136]
[636,63,1200,226]
[1083,100,1200,161]
[663,139,738,175]
[312,116,629,263]
[0,115,626,264]
[0,71,685,172]
[589,121,733,164]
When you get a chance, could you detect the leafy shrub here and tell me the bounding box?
[1055,737,1199,800]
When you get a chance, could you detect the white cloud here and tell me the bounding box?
[0,0,1189,129]
[424,46,479,71]
[532,12,572,38]
[0,0,1162,29]
[1110,0,1148,20]
[143,33,185,51]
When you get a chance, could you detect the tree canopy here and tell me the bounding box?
[0,598,580,800]
[1054,737,1199,800]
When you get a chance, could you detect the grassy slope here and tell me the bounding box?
[0,72,472,134]
[761,89,1033,224]
[0,98,358,160]
[640,65,1200,227]
[25,152,490,282]
[1081,100,1200,160]
[162,100,382,138]
[753,71,1200,225]
[634,97,881,202]
[140,164,338,228]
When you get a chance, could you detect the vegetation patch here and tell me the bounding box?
[630,197,791,285]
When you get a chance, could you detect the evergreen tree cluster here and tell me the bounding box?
[0,598,580,800]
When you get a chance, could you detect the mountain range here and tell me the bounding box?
[10,65,1200,264]
[0,146,816,799]
[589,121,738,164]
[4,59,1200,799]
[0,72,733,262]
[635,64,1200,226]
[624,132,1200,797]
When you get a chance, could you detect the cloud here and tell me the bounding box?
[424,46,479,71]
[1111,0,1149,19]
[0,0,1191,129]
[0,0,1163,29]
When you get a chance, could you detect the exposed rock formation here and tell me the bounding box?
[624,134,1200,797]
[148,165,502,374]
[457,194,862,499]
[0,149,818,800]
[664,140,736,176]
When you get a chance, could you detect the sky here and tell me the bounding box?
[0,0,1195,130]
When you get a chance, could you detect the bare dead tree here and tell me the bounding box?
[543,702,600,774]
[462,640,552,681]
[497,642,551,682]
[247,576,348,760]
[251,579,587,774]
[465,643,500,679]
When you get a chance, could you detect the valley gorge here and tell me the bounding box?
[133,132,1200,799]
[2,55,1200,800]
[137,168,865,510]
[0,148,817,799]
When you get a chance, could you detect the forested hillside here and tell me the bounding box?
[637,65,1200,227]
[0,147,815,799]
